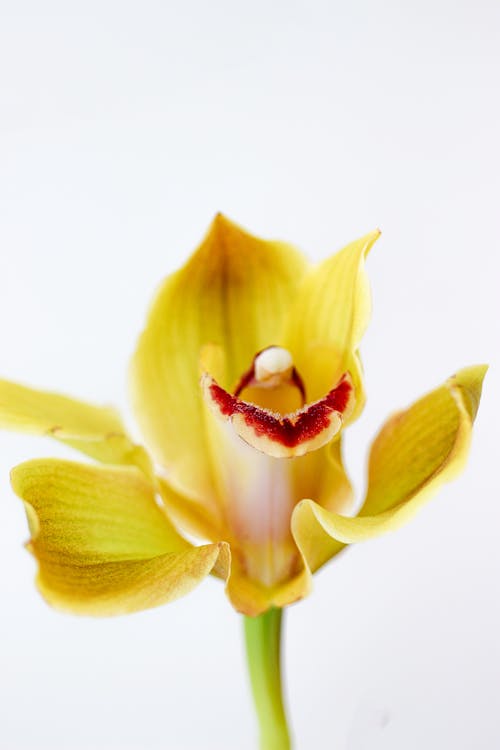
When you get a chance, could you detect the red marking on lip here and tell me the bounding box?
[208,373,353,449]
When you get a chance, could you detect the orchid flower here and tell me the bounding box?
[0,215,486,749]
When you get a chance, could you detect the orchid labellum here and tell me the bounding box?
[0,215,486,749]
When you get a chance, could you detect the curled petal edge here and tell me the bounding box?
[30,541,231,617]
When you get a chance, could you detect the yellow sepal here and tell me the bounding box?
[130,214,309,504]
[292,365,487,571]
[0,379,146,468]
[11,458,229,615]
[361,364,487,519]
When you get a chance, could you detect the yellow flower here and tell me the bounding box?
[0,215,486,617]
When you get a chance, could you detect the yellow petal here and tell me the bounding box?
[130,214,309,503]
[0,379,146,468]
[284,230,380,415]
[361,364,487,520]
[11,459,229,615]
[292,365,487,569]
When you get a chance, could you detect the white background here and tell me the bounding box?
[0,1,498,748]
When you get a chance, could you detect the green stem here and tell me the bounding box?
[243,607,292,750]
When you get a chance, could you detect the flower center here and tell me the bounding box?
[254,346,293,386]
[202,346,354,459]
[234,346,305,413]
